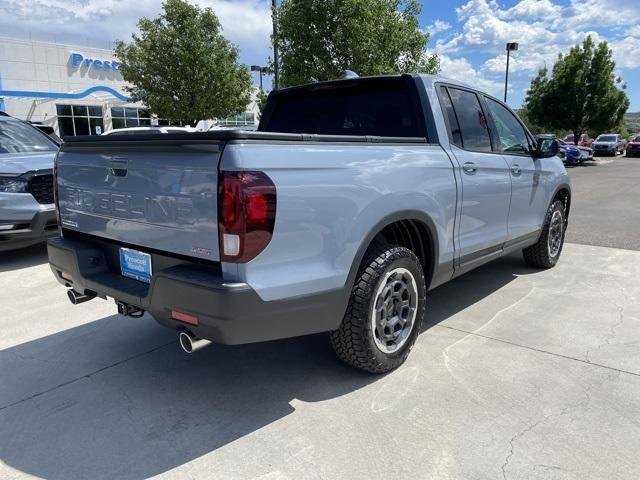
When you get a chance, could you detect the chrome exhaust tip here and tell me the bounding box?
[178,331,212,354]
[67,289,95,305]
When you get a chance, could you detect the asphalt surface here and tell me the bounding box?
[565,154,640,250]
[1,156,640,479]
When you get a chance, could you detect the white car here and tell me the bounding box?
[102,126,197,136]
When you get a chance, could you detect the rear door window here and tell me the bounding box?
[261,78,423,138]
[446,87,492,152]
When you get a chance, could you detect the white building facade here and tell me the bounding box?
[0,36,260,135]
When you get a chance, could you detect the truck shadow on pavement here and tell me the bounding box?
[0,252,536,479]
[0,243,48,273]
[423,251,539,330]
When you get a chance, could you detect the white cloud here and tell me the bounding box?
[437,54,504,97]
[432,0,638,107]
[0,0,273,64]
[424,20,451,35]
[611,36,640,69]
[502,0,561,19]
[560,0,640,30]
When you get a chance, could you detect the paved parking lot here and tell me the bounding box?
[2,157,640,479]
[565,155,640,250]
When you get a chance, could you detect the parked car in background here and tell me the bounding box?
[102,126,197,136]
[562,134,577,145]
[48,74,570,373]
[592,134,626,156]
[0,114,59,251]
[626,135,640,157]
[578,133,593,147]
[538,134,592,164]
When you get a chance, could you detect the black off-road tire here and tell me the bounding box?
[523,199,566,269]
[330,243,426,374]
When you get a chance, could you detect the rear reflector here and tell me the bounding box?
[61,271,73,282]
[171,310,199,326]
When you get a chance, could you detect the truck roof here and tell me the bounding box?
[272,73,473,96]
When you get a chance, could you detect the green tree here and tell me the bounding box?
[516,107,545,135]
[524,36,629,142]
[256,90,269,117]
[274,0,439,87]
[115,0,252,124]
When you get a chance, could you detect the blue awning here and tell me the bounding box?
[0,86,130,102]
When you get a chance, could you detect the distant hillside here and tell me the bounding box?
[625,112,640,134]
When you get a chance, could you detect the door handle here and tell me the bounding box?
[511,164,522,175]
[462,162,477,174]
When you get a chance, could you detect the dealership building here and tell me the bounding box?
[0,36,260,136]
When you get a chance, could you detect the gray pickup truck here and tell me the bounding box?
[48,74,570,373]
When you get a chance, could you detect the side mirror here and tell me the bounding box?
[535,138,559,158]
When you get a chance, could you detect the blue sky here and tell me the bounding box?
[0,0,638,111]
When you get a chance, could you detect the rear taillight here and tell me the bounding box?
[218,171,276,263]
[53,157,60,225]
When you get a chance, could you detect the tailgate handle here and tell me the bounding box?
[108,159,128,177]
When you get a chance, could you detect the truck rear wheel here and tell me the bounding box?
[522,199,566,269]
[330,243,426,373]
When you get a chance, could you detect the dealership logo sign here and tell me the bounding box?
[70,53,121,71]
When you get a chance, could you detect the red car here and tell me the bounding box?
[578,134,593,147]
[626,135,640,157]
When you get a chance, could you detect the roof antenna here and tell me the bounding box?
[343,70,359,79]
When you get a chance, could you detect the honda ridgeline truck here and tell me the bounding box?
[48,75,570,373]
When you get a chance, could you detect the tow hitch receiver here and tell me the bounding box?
[116,300,145,318]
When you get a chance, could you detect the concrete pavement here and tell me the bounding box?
[1,242,639,479]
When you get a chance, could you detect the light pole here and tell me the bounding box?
[250,65,267,91]
[272,0,279,89]
[504,42,518,103]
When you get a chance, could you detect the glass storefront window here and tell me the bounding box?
[216,112,256,126]
[111,107,153,128]
[56,104,103,136]
[72,105,88,117]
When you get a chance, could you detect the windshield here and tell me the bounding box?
[597,135,616,142]
[0,119,58,153]
[633,136,640,143]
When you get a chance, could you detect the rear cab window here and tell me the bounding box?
[439,86,492,152]
[259,77,426,139]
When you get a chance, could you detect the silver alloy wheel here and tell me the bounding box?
[547,210,564,258]
[371,267,418,354]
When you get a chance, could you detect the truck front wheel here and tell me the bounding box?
[330,244,426,373]
[522,199,566,269]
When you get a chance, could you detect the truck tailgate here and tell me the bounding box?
[56,138,222,261]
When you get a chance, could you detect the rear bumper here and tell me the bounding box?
[47,236,345,345]
[0,208,57,252]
